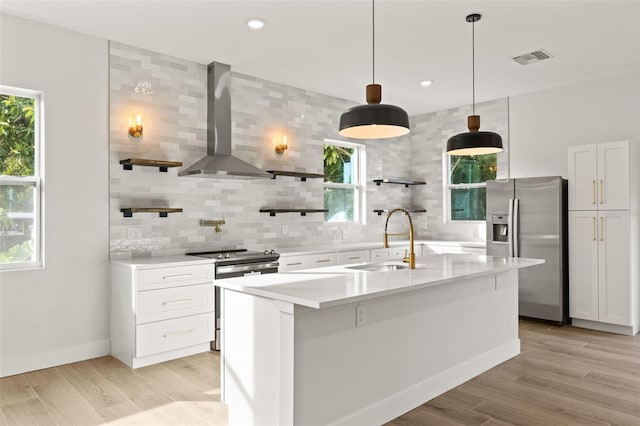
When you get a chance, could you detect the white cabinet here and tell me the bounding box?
[568,141,630,210]
[370,247,391,260]
[336,250,370,265]
[279,252,337,272]
[370,245,412,261]
[568,211,599,321]
[570,211,634,327]
[598,211,633,326]
[111,260,215,368]
[568,140,639,335]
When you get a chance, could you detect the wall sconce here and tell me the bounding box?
[274,135,288,154]
[128,114,143,139]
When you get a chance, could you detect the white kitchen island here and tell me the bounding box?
[216,254,543,426]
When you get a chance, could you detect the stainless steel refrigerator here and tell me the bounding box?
[486,176,569,324]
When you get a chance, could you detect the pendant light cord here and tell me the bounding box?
[372,0,376,84]
[472,18,475,115]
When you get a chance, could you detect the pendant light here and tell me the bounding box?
[338,0,410,139]
[446,14,503,156]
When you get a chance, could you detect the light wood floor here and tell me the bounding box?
[1,320,639,425]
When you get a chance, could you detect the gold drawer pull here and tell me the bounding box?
[162,299,192,306]
[600,216,604,241]
[162,273,192,280]
[599,180,603,204]
[315,259,331,263]
[592,180,596,204]
[592,217,596,241]
[347,256,361,260]
[163,329,193,338]
[286,262,302,266]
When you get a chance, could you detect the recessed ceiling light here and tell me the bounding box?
[420,80,433,87]
[247,18,265,30]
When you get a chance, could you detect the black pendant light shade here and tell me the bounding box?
[338,0,410,140]
[446,114,503,155]
[446,14,503,156]
[339,84,410,139]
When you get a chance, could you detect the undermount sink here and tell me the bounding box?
[346,262,409,272]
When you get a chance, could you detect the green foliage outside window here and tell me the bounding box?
[1,95,35,176]
[1,94,37,263]
[324,144,356,222]
[449,154,497,221]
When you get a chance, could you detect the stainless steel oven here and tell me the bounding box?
[186,249,279,350]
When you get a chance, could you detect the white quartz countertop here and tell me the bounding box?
[110,255,214,269]
[276,240,486,256]
[215,254,543,309]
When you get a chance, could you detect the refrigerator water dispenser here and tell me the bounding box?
[492,214,509,242]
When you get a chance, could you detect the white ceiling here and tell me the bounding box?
[2,0,639,115]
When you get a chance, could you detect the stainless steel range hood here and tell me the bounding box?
[179,62,271,179]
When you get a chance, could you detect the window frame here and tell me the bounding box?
[0,85,44,271]
[323,138,366,224]
[442,151,494,224]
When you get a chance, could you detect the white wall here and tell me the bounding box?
[509,72,640,178]
[0,14,109,377]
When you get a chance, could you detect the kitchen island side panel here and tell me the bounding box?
[222,270,520,426]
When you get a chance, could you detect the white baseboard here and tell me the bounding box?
[334,338,520,426]
[571,319,639,336]
[0,339,110,378]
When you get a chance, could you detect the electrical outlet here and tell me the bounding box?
[356,305,366,327]
[127,227,142,239]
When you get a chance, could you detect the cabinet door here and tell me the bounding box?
[336,250,370,265]
[370,248,390,260]
[568,144,597,210]
[597,141,630,210]
[598,210,631,325]
[569,211,599,321]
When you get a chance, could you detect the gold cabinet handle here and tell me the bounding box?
[315,259,332,263]
[347,256,361,260]
[163,329,193,338]
[162,299,192,306]
[592,180,596,204]
[592,217,596,241]
[286,262,302,266]
[600,216,604,241]
[162,273,192,280]
[599,180,604,205]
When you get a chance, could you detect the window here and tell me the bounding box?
[446,154,497,221]
[323,140,365,223]
[0,86,43,270]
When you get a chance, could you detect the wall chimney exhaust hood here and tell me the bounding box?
[179,62,271,179]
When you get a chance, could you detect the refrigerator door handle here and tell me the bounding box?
[507,199,514,257]
[513,198,520,257]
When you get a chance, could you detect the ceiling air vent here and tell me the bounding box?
[512,49,553,65]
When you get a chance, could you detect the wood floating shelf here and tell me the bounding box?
[373,208,427,216]
[259,208,328,217]
[266,170,326,182]
[120,208,183,218]
[120,158,183,172]
[373,178,427,188]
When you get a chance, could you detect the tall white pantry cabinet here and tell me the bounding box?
[567,140,640,335]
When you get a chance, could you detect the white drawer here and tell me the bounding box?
[336,250,370,265]
[136,312,214,358]
[390,246,410,258]
[279,252,337,272]
[370,248,390,259]
[135,264,213,291]
[136,283,214,324]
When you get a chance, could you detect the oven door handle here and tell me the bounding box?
[216,261,279,276]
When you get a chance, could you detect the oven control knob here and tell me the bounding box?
[225,253,230,258]
[264,250,270,255]
[216,254,223,259]
[270,249,276,255]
